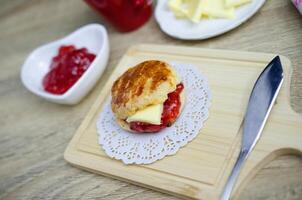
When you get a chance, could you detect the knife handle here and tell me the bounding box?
[220,149,249,200]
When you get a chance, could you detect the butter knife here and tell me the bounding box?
[220,56,284,200]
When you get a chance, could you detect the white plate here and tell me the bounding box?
[155,0,266,40]
[21,24,109,105]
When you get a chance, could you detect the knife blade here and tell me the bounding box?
[220,56,284,200]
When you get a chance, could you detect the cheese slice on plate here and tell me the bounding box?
[168,0,203,22]
[168,0,189,18]
[225,0,252,8]
[186,0,204,23]
[126,104,164,125]
[201,0,235,19]
[168,0,251,22]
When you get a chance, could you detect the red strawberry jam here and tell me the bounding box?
[130,83,184,133]
[43,45,96,95]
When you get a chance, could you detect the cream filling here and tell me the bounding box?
[126,90,185,125]
[126,104,164,125]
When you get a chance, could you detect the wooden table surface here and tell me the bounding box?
[0,0,301,199]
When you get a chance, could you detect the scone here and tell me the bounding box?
[111,60,185,133]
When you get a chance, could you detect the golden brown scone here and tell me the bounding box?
[111,60,179,120]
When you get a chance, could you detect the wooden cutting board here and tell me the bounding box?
[64,44,302,200]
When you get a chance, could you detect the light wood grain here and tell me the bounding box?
[0,0,301,200]
[64,44,302,200]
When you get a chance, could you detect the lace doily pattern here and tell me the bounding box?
[97,63,211,164]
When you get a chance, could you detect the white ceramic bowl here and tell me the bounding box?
[21,24,109,105]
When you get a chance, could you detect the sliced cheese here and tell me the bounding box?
[168,0,251,22]
[186,0,203,23]
[201,0,235,19]
[225,0,252,8]
[126,104,163,125]
[168,0,202,22]
[168,0,189,18]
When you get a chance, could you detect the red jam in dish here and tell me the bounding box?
[130,83,184,133]
[43,45,96,95]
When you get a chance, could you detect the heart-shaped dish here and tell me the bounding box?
[21,24,109,105]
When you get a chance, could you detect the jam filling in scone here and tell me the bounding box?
[129,83,184,133]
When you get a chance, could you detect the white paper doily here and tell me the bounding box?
[97,63,211,164]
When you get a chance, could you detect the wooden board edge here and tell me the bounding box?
[65,144,222,200]
[63,44,300,200]
[233,148,302,200]
[64,147,200,200]
[130,44,278,62]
